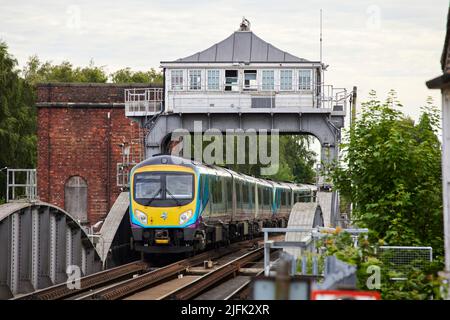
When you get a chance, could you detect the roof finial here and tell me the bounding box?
[239,17,251,31]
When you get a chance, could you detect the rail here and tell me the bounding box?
[124,88,163,115]
[14,261,148,300]
[162,247,264,300]
[87,244,249,300]
[167,83,350,111]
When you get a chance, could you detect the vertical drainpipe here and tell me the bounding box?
[47,85,52,202]
[162,67,166,113]
[106,110,112,213]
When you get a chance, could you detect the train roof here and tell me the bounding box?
[133,155,315,190]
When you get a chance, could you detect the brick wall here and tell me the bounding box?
[36,83,158,225]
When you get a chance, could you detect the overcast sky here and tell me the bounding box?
[0,0,448,120]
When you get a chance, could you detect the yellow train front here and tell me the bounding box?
[129,155,318,254]
[129,155,202,254]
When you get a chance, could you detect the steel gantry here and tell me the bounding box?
[0,201,102,299]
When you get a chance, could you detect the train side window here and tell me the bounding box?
[304,191,309,203]
[264,189,270,206]
[281,190,286,206]
[213,178,223,204]
[243,184,249,204]
[270,189,274,207]
[226,179,233,205]
[236,182,241,203]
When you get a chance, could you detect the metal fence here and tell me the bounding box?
[377,246,433,280]
[124,88,163,115]
[6,169,37,202]
[262,227,368,277]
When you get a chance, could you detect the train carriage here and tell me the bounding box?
[129,155,317,254]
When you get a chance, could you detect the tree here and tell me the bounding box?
[0,41,37,202]
[332,90,444,255]
[22,56,108,84]
[111,67,163,84]
[280,135,316,183]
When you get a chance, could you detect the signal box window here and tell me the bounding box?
[244,70,257,91]
[171,70,183,90]
[225,70,238,91]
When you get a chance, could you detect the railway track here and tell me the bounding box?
[14,261,149,300]
[81,238,264,300]
[223,269,265,300]
[161,247,264,300]
[15,236,274,300]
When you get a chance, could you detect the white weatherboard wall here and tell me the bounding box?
[164,67,319,112]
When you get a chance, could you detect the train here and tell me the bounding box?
[129,155,318,254]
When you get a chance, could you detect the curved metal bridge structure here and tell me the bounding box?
[0,201,102,299]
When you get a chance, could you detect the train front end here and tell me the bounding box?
[129,156,201,253]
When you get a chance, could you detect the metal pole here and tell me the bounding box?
[442,90,450,282]
[6,169,9,202]
[351,86,357,128]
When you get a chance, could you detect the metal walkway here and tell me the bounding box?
[0,201,102,299]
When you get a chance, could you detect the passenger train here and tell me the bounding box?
[129,155,317,254]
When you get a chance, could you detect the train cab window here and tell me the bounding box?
[166,174,193,199]
[135,173,162,199]
[134,172,194,207]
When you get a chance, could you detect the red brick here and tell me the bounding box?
[37,83,159,225]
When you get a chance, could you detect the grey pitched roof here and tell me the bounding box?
[441,6,450,73]
[164,31,309,63]
[426,5,450,89]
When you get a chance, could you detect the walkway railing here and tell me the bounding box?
[168,84,349,111]
[262,227,368,277]
[6,168,37,202]
[124,88,163,115]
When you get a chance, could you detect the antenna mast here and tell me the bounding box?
[320,9,323,63]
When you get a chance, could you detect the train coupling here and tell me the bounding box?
[154,229,170,244]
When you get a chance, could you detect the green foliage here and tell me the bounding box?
[0,41,37,200]
[111,67,163,85]
[22,56,108,84]
[227,135,317,183]
[332,90,444,255]
[320,232,447,300]
[182,133,317,183]
[22,56,164,85]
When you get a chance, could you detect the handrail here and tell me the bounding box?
[124,88,164,114]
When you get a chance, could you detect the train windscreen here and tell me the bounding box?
[134,172,194,206]
[166,174,193,199]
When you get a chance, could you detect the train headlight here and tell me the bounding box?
[135,209,148,225]
[179,210,193,225]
